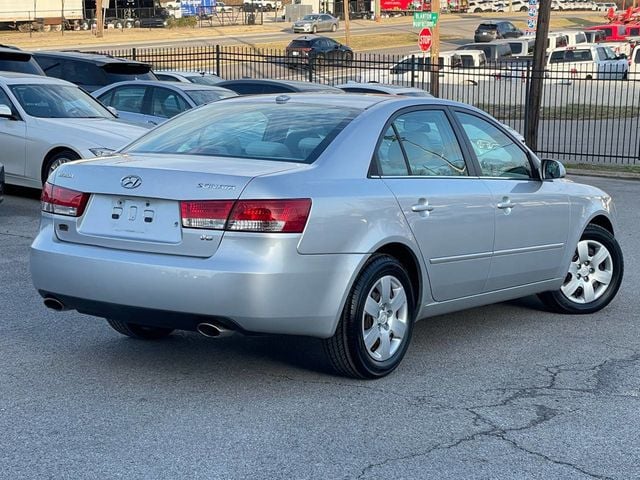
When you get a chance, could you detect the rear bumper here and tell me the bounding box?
[31,217,365,338]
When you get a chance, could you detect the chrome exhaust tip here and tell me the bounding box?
[43,296,67,312]
[196,322,234,338]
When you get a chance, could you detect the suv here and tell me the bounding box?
[474,21,523,42]
[0,47,45,76]
[285,35,353,68]
[33,51,157,92]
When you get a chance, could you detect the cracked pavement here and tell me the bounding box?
[0,176,638,479]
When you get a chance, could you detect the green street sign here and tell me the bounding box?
[412,12,439,28]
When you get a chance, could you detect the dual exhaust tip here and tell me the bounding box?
[43,297,234,339]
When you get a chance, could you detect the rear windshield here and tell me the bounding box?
[102,63,156,83]
[0,53,43,75]
[127,102,360,164]
[508,42,523,55]
[186,75,222,86]
[478,24,497,31]
[550,49,593,63]
[289,40,311,48]
[186,89,237,105]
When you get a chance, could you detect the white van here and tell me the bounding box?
[546,45,629,80]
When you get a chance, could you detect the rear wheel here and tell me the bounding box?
[106,319,174,340]
[42,150,80,184]
[538,224,623,314]
[312,25,317,33]
[331,23,337,32]
[343,51,353,65]
[313,53,326,69]
[324,255,415,379]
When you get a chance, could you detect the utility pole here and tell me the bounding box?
[342,0,351,45]
[375,0,380,21]
[430,0,440,97]
[524,0,551,150]
[95,0,104,38]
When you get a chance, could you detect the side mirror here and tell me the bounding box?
[541,158,566,180]
[107,106,119,117]
[0,104,13,119]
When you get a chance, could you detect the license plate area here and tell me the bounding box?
[77,194,181,244]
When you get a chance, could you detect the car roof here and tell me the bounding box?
[32,50,150,67]
[92,80,233,92]
[0,71,74,85]
[216,78,343,92]
[335,83,430,95]
[291,35,332,41]
[158,70,218,77]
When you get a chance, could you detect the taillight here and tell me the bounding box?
[180,199,311,233]
[180,200,234,229]
[228,199,311,233]
[41,182,89,217]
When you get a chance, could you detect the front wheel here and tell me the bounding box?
[42,150,80,183]
[331,23,337,32]
[538,224,623,314]
[106,319,174,340]
[312,25,317,33]
[323,254,415,379]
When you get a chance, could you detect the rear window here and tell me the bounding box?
[550,49,594,63]
[126,102,360,164]
[508,42,523,55]
[478,24,497,31]
[0,53,43,75]
[289,40,312,48]
[103,63,156,83]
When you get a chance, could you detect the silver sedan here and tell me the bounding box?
[30,94,624,379]
[292,14,339,33]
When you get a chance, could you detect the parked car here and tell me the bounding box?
[0,46,45,76]
[457,41,513,64]
[0,162,4,204]
[546,45,629,80]
[507,37,535,58]
[30,93,624,379]
[154,70,224,86]
[467,0,494,12]
[547,32,569,54]
[285,35,353,68]
[474,21,523,43]
[212,2,234,13]
[336,82,432,97]
[136,8,171,28]
[585,24,627,42]
[292,14,339,34]
[33,51,157,92]
[552,30,588,47]
[0,73,148,189]
[584,30,607,43]
[626,43,640,78]
[93,80,237,126]
[216,78,342,94]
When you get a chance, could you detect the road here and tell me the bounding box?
[1,174,638,479]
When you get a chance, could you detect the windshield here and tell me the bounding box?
[186,89,237,105]
[10,84,113,119]
[126,102,360,164]
[302,15,319,20]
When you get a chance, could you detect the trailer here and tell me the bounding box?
[0,0,84,31]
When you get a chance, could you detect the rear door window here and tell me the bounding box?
[100,85,148,114]
[150,87,189,118]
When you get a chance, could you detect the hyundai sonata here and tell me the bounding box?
[30,94,624,378]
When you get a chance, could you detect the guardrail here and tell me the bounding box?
[103,44,640,165]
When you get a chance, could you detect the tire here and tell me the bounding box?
[106,319,174,340]
[331,23,337,32]
[538,224,623,314]
[474,8,482,12]
[114,21,123,29]
[125,20,133,28]
[42,150,80,184]
[313,53,326,69]
[312,25,317,34]
[323,254,416,379]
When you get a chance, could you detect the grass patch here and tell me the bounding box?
[565,163,640,174]
[476,104,640,120]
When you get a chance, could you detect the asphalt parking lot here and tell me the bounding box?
[1,175,638,479]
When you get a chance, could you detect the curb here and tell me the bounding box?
[566,168,640,181]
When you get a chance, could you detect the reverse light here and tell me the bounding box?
[180,199,312,233]
[41,182,90,217]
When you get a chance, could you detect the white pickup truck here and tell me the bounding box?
[243,0,282,11]
[546,45,629,80]
[629,44,640,78]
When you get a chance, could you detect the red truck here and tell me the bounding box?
[585,24,628,42]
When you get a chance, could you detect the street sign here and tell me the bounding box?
[412,12,439,28]
[418,27,432,52]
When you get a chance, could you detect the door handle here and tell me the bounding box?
[411,199,435,213]
[497,197,516,209]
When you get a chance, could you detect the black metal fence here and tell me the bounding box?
[103,45,640,165]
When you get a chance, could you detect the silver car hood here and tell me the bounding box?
[35,118,148,148]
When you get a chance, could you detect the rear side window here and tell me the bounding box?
[100,85,147,113]
[155,73,179,82]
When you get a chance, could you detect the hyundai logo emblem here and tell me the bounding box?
[121,175,142,189]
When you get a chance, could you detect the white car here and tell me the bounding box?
[546,45,629,80]
[0,73,148,189]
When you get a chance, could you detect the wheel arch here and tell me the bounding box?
[588,214,614,235]
[41,146,82,183]
[373,242,423,310]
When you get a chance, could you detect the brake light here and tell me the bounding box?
[180,200,234,229]
[41,182,89,217]
[228,199,311,233]
[179,199,312,233]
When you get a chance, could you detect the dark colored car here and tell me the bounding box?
[0,47,45,76]
[136,9,170,28]
[32,51,157,92]
[215,79,342,95]
[473,21,523,42]
[285,35,353,69]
